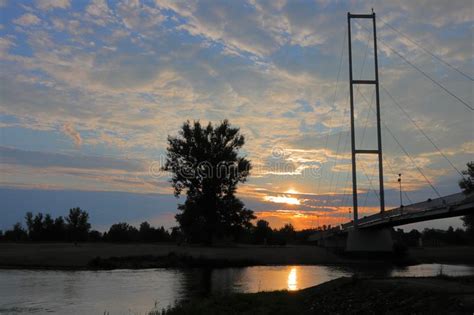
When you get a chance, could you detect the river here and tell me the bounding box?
[1,263,473,314]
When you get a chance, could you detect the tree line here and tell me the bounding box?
[0,206,308,244]
[1,208,91,242]
[393,225,473,247]
[0,206,320,245]
[1,208,472,246]
[0,207,176,243]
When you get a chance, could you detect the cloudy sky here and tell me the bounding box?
[0,0,472,231]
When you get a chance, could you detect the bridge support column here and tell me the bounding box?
[346,228,393,252]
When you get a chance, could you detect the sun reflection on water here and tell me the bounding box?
[287,267,297,291]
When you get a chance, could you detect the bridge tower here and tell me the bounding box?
[346,10,392,252]
[347,10,385,225]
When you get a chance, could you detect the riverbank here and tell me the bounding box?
[0,243,343,269]
[0,243,473,269]
[157,275,474,314]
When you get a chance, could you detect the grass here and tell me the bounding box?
[1,243,474,270]
[0,243,345,269]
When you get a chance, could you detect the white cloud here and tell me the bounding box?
[0,0,471,200]
[13,13,41,26]
[36,0,70,10]
[156,0,284,56]
[117,0,166,30]
[86,0,110,16]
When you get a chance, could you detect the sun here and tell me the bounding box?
[264,195,301,205]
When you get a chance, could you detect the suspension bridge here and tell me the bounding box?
[310,11,473,252]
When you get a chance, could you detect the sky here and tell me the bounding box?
[0,0,472,232]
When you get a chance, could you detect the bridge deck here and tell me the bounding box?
[341,192,474,230]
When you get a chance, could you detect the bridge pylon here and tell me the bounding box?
[347,10,385,227]
[346,10,392,252]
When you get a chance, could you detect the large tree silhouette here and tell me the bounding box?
[164,120,255,243]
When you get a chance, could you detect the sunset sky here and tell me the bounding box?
[1,0,472,231]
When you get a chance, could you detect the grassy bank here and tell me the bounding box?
[0,243,473,270]
[155,276,474,314]
[0,243,344,269]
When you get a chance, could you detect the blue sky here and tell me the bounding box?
[0,0,472,231]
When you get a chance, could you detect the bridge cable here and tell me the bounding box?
[382,154,414,204]
[380,84,464,178]
[315,28,346,206]
[362,160,379,208]
[354,88,383,203]
[333,131,350,206]
[357,155,380,201]
[351,30,417,207]
[357,89,443,199]
[359,90,376,147]
[383,124,442,199]
[354,93,415,207]
[355,21,473,111]
[327,96,349,198]
[330,29,370,214]
[352,21,463,200]
[339,168,351,208]
[336,30,376,214]
[354,29,383,205]
[379,17,474,82]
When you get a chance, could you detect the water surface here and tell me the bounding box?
[0,264,473,314]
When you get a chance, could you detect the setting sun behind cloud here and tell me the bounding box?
[264,195,301,205]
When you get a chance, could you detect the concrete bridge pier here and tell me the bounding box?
[345,228,393,252]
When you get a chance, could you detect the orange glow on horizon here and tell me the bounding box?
[254,206,381,230]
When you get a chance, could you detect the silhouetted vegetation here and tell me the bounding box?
[393,226,473,247]
[459,161,474,195]
[1,209,472,246]
[459,161,474,239]
[103,222,172,242]
[244,220,297,245]
[2,222,28,242]
[0,208,173,243]
[163,120,255,244]
[66,207,91,242]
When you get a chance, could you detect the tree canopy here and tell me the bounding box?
[163,120,255,243]
[459,162,474,236]
[66,207,91,242]
[459,161,474,194]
